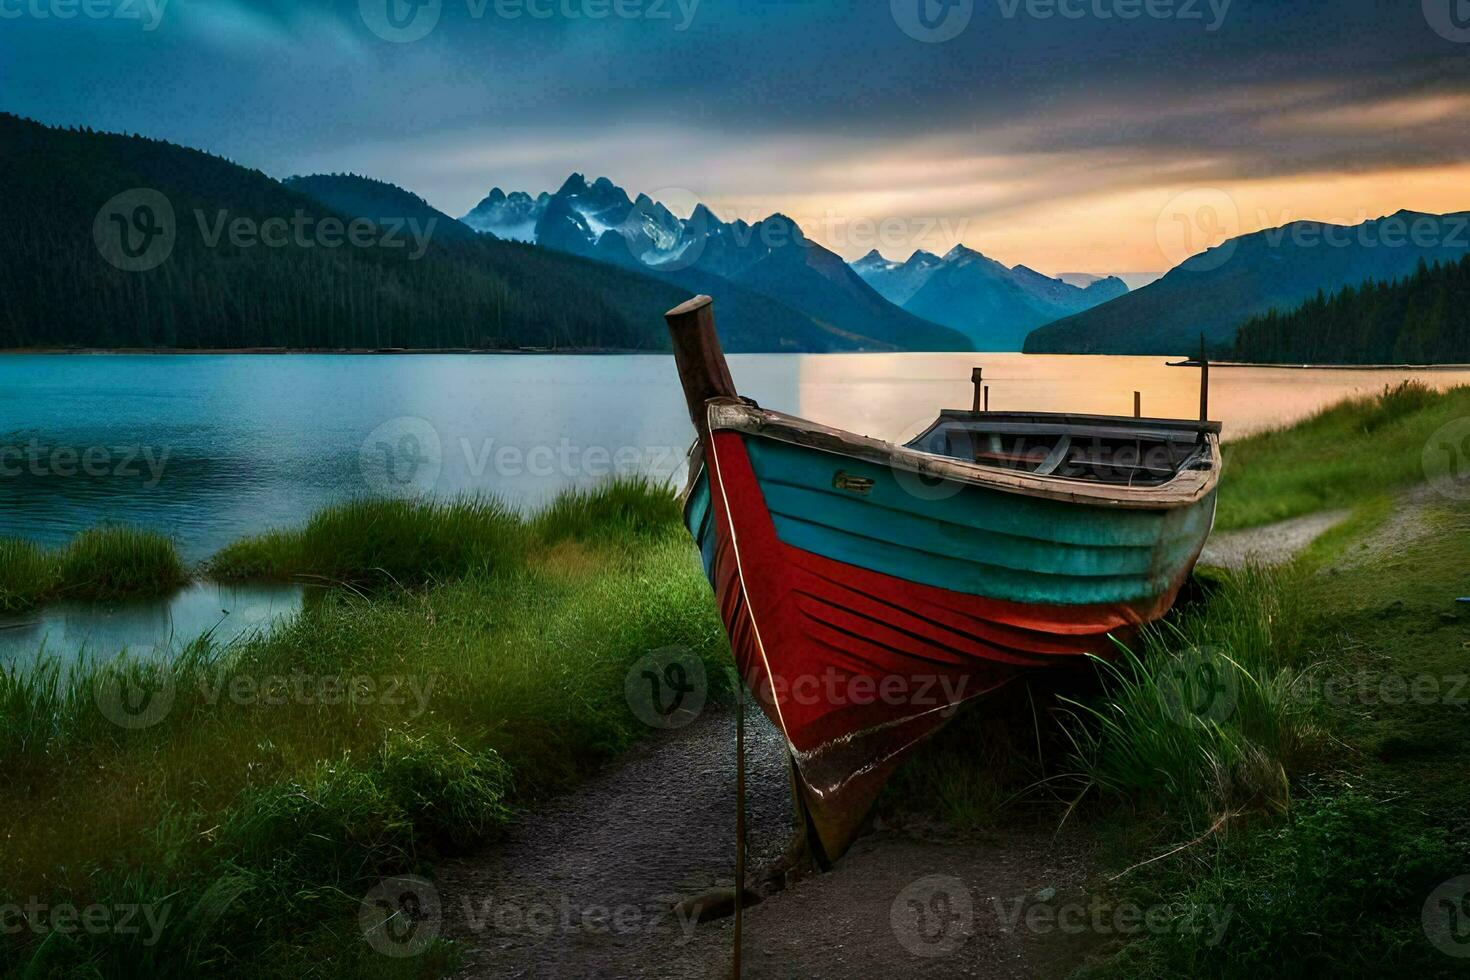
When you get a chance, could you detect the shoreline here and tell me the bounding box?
[0,347,653,356]
[6,348,1470,369]
[1174,359,1470,370]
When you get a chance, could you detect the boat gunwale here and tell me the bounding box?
[703,399,1222,510]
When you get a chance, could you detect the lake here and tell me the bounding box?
[5,352,1470,561]
[4,353,1467,667]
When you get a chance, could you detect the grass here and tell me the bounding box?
[7,383,1470,978]
[886,382,1470,976]
[1060,566,1320,830]
[0,527,187,613]
[1054,386,1470,977]
[1215,381,1470,530]
[206,496,527,587]
[0,479,730,979]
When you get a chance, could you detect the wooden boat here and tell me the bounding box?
[666,296,1222,865]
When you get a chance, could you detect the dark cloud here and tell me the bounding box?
[5,0,1468,261]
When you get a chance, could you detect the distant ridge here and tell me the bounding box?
[854,245,1127,351]
[1025,210,1470,355]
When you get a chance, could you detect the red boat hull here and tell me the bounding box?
[700,430,1192,862]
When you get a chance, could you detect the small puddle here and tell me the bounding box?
[0,581,304,671]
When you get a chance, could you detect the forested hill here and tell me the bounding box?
[0,114,695,351]
[1232,256,1470,364]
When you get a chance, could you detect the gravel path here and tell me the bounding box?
[436,709,1097,979]
[1200,509,1350,569]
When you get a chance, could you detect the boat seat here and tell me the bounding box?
[1032,434,1072,476]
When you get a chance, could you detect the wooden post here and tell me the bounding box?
[1134,391,1142,418]
[1199,357,1211,424]
[984,386,990,412]
[665,296,737,440]
[971,368,984,413]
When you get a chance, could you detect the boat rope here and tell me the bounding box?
[733,668,746,978]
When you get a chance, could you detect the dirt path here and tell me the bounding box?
[1200,510,1350,569]
[436,709,1097,979]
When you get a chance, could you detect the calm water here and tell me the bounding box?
[4,353,1468,666]
[0,582,303,670]
[5,352,1469,561]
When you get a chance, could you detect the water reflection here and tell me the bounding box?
[0,581,304,671]
[2,353,1467,562]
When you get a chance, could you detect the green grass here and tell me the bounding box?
[0,527,187,613]
[0,479,730,979]
[1061,412,1470,976]
[206,496,527,587]
[1216,381,1470,530]
[1060,567,1320,831]
[885,384,1470,976]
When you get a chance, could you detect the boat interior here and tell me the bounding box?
[906,411,1221,488]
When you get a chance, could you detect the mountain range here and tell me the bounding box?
[460,174,971,352]
[9,112,1470,361]
[1025,211,1470,355]
[851,247,1128,350]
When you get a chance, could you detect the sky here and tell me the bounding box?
[5,0,1470,274]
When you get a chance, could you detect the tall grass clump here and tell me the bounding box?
[0,527,185,613]
[1218,381,1470,529]
[1061,567,1319,829]
[0,537,57,612]
[208,496,527,586]
[56,526,189,600]
[530,476,683,544]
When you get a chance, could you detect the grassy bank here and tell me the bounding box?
[0,481,727,979]
[885,383,1470,976]
[923,382,1468,977]
[5,386,1468,978]
[0,527,187,613]
[1216,381,1470,529]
